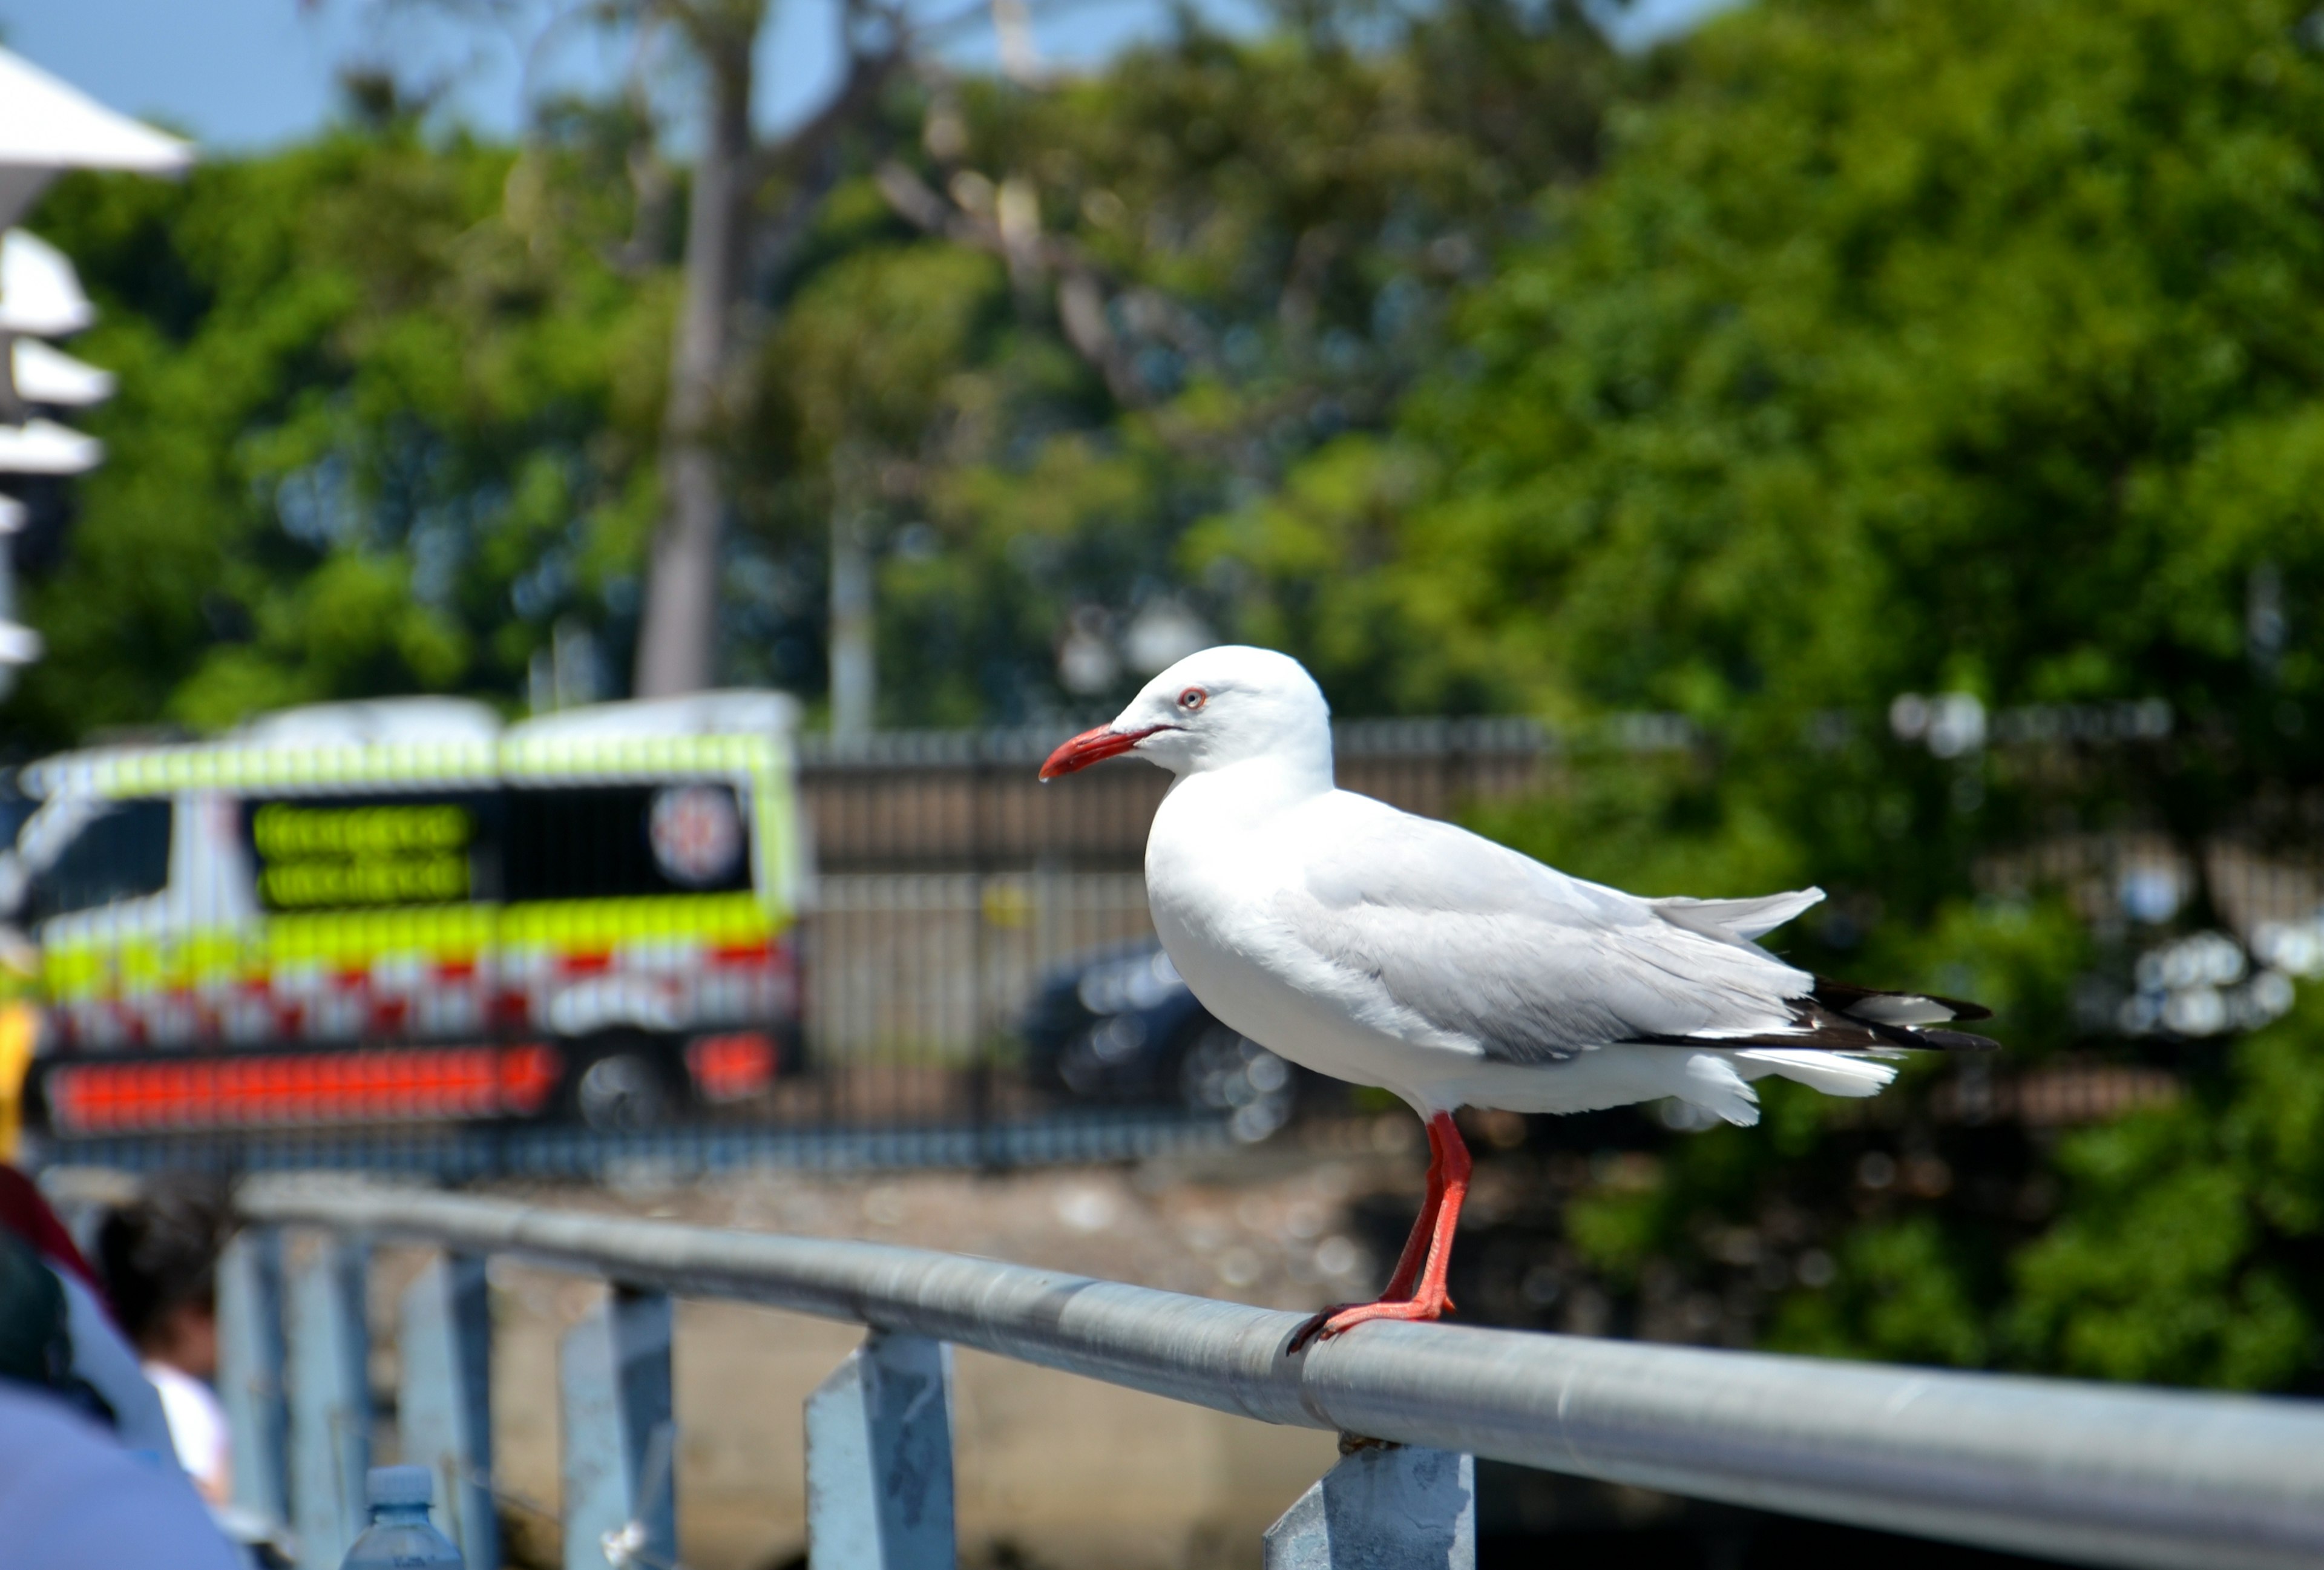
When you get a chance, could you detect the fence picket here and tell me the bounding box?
[1263,1444,1475,1570]
[285,1230,371,1566]
[806,1330,956,1570]
[560,1287,677,1570]
[399,1253,499,1570]
[217,1226,290,1531]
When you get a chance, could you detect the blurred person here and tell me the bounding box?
[0,1367,246,1567]
[98,1192,232,1505]
[0,1227,240,1567]
[0,1164,176,1461]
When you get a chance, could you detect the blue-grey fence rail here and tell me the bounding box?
[224,1178,2324,1570]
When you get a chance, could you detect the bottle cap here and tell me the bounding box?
[367,1465,435,1509]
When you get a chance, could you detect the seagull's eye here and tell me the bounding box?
[1178,687,1207,712]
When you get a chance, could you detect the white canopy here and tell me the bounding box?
[0,50,192,229]
[508,690,803,740]
[0,419,100,475]
[0,50,191,685]
[0,230,93,338]
[0,620,44,666]
[237,697,506,746]
[11,340,112,406]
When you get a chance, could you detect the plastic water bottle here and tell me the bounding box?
[340,1465,464,1569]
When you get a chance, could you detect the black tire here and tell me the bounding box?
[565,1034,685,1130]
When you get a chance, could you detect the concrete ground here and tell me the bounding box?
[367,1120,1432,1570]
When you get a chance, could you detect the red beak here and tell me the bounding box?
[1040,724,1164,780]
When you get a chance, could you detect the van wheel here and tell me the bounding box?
[571,1039,678,1130]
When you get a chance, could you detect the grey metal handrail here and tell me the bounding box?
[237,1178,2324,1570]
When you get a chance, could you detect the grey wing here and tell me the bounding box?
[1275,801,1820,1062]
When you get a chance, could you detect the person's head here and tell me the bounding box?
[96,1191,224,1379]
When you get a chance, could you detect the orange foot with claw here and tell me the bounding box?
[1285,1110,1471,1355]
[1288,1287,1456,1352]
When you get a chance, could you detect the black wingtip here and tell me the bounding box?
[1912,1027,2001,1052]
[1813,975,1994,1023]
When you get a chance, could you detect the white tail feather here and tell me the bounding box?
[1678,1053,1762,1126]
[1652,887,1825,942]
[1728,1047,1899,1098]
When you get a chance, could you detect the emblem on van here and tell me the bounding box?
[649,786,743,887]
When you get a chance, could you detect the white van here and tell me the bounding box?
[8,691,807,1135]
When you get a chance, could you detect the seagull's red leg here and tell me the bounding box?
[1305,1112,1471,1340]
[1378,1115,1448,1300]
[1287,1112,1471,1352]
[1288,1114,1445,1352]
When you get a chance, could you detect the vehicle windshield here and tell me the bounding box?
[22,798,173,923]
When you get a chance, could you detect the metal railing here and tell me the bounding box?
[224,1178,2324,1570]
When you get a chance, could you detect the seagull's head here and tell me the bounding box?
[1039,645,1333,781]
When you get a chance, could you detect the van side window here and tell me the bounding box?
[505,784,751,901]
[28,800,173,922]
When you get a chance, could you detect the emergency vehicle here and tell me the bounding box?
[4,691,807,1138]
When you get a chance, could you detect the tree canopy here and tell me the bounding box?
[1267,0,2324,1390]
[16,0,1614,736]
[14,119,667,744]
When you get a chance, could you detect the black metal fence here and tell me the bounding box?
[46,708,2324,1177]
[38,721,1555,1175]
[786,720,1553,1136]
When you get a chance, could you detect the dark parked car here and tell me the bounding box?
[1020,940,1304,1141]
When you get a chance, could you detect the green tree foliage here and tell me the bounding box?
[1224,0,2324,1387]
[14,4,1615,735]
[2009,988,2324,1388]
[1213,0,2324,757]
[11,116,666,747]
[737,1,1617,723]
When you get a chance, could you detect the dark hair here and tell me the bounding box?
[96,1190,225,1352]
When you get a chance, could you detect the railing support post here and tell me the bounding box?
[218,1225,290,1531]
[1263,1442,1475,1570]
[560,1286,676,1570]
[400,1253,498,1570]
[806,1330,956,1570]
[286,1230,372,1569]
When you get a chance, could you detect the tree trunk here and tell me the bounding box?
[829,484,876,740]
[633,16,756,698]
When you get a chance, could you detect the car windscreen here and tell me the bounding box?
[26,799,172,923]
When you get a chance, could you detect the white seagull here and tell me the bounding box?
[1040,646,1994,1344]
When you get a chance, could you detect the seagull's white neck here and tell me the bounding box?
[1164,741,1335,824]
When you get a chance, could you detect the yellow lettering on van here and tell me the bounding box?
[252,803,473,908]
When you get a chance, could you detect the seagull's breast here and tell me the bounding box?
[1144,776,1485,1095]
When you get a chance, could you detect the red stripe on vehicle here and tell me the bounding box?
[47,1044,563,1132]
